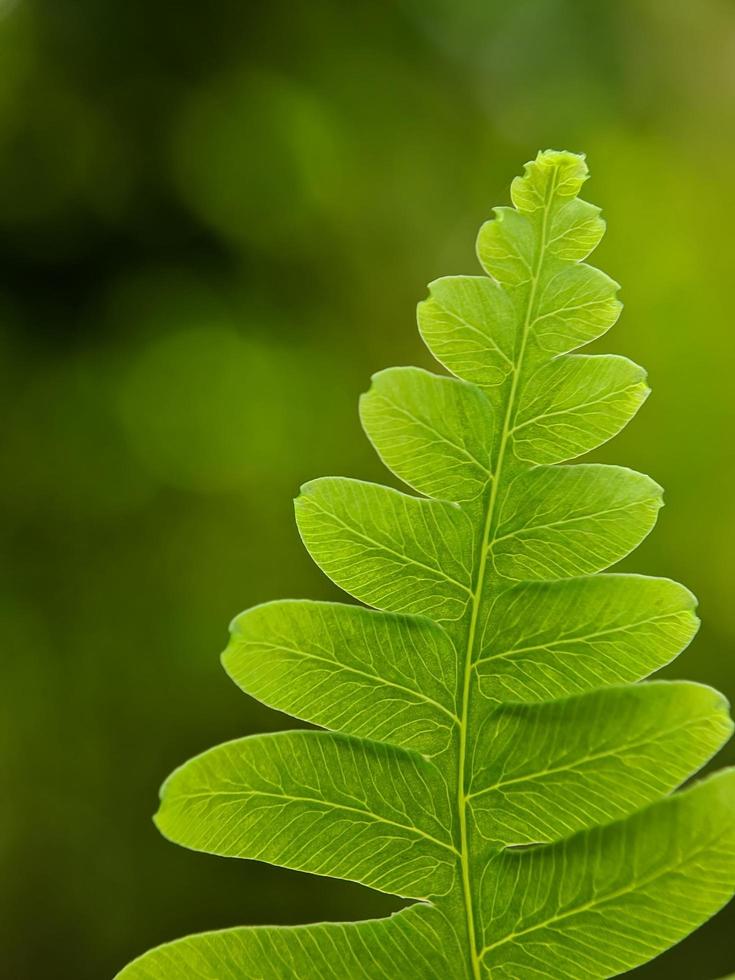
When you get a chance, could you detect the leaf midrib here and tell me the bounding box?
[456,170,559,980]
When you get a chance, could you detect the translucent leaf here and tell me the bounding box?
[512,354,649,464]
[532,262,622,355]
[545,197,606,261]
[295,477,473,621]
[360,366,494,501]
[469,682,732,846]
[418,276,515,387]
[475,574,700,701]
[120,150,735,980]
[223,600,459,755]
[479,771,735,978]
[115,904,458,979]
[155,731,456,898]
[492,464,663,580]
[475,206,535,288]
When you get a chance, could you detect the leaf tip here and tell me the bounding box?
[511,150,591,212]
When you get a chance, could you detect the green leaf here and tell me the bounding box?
[469,682,732,846]
[154,730,456,898]
[475,574,700,701]
[224,600,459,755]
[491,463,663,580]
[512,354,649,464]
[119,150,735,979]
[295,476,473,621]
[116,904,459,979]
[359,366,494,501]
[418,276,516,387]
[478,770,735,979]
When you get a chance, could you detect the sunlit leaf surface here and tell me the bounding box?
[118,151,735,979]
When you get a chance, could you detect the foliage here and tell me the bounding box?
[117,151,735,979]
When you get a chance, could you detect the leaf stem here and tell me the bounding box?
[456,170,556,979]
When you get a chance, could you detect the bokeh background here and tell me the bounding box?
[2,1,735,977]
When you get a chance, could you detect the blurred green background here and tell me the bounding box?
[2,1,734,977]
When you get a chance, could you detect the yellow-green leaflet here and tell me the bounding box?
[117,151,735,980]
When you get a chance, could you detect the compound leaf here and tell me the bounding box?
[119,150,735,980]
